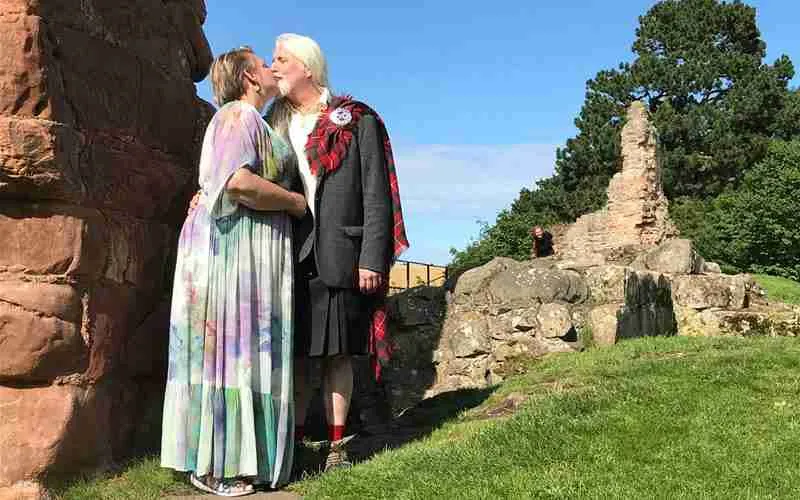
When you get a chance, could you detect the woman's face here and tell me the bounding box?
[271,43,311,97]
[247,53,278,95]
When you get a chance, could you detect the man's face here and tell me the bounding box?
[533,227,544,239]
[272,43,311,97]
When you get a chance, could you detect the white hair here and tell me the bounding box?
[267,33,332,138]
[275,33,329,89]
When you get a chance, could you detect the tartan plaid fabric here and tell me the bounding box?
[304,96,410,381]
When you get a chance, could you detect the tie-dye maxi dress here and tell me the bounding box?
[161,100,294,488]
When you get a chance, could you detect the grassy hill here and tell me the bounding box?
[53,276,800,500]
[293,336,800,499]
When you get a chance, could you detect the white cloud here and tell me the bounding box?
[392,143,557,265]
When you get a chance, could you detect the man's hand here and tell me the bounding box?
[358,268,384,294]
[187,190,201,215]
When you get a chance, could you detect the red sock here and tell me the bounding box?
[295,425,305,442]
[328,424,345,442]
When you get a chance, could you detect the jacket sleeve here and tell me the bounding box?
[357,114,392,275]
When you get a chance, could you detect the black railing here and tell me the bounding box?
[389,259,448,291]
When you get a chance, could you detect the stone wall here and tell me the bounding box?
[558,101,677,260]
[380,241,796,407]
[0,2,213,497]
[421,256,677,396]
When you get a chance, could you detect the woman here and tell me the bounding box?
[161,46,306,496]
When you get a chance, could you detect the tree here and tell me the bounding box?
[693,140,800,279]
[450,0,797,274]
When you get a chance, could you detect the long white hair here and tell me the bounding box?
[267,33,331,138]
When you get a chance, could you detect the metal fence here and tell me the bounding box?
[389,259,448,292]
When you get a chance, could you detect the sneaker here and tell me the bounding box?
[324,435,355,472]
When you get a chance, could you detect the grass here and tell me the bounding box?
[51,457,191,500]
[754,274,800,305]
[292,336,800,499]
[52,303,800,499]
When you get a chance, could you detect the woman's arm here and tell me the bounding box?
[226,167,307,218]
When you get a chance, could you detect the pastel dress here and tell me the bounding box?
[161,100,295,488]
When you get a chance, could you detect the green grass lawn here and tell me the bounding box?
[54,338,800,499]
[293,336,800,499]
[754,274,800,305]
[51,457,192,500]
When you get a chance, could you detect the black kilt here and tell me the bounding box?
[294,256,374,358]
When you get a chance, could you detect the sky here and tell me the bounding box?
[197,0,799,266]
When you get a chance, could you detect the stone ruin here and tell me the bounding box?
[0,1,213,498]
[557,101,678,260]
[378,101,800,410]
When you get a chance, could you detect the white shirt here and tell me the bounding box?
[288,88,331,217]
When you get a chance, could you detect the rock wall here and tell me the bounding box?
[0,1,213,497]
[381,241,796,407]
[559,101,678,260]
[422,256,677,396]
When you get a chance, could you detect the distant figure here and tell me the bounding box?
[531,226,554,258]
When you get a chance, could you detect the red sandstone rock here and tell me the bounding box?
[0,384,111,487]
[0,0,212,492]
[0,118,85,203]
[0,300,87,382]
[0,203,107,277]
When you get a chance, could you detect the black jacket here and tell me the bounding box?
[294,113,392,289]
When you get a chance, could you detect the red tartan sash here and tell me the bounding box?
[304,96,410,381]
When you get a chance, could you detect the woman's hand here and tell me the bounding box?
[187,190,201,215]
[358,268,385,294]
[288,192,307,219]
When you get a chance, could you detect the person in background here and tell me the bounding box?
[531,225,554,258]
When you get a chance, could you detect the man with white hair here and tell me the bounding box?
[268,33,408,472]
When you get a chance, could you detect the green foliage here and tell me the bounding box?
[451,0,798,274]
[692,141,800,279]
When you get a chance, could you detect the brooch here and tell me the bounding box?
[329,107,353,127]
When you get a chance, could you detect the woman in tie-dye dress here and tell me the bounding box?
[161,47,306,496]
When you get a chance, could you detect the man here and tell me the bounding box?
[531,225,554,258]
[267,33,408,471]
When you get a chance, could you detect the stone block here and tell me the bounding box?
[0,384,111,487]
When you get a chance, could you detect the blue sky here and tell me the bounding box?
[198,0,799,265]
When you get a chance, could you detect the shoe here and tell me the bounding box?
[324,435,355,472]
[189,473,218,495]
[215,479,254,497]
[189,473,254,497]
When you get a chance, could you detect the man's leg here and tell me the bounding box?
[322,355,354,470]
[323,355,353,434]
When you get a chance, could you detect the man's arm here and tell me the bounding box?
[357,114,392,290]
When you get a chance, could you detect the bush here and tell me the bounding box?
[695,140,800,280]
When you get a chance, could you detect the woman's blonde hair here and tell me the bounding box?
[209,46,256,107]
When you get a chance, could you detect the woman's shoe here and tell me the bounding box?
[189,473,254,497]
[214,479,254,497]
[189,473,219,495]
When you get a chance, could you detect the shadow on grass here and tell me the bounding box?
[294,386,496,477]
